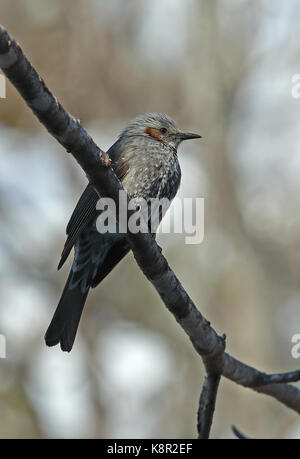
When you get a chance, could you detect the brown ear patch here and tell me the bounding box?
[144,127,163,142]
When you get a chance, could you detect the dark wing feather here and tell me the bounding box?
[58,184,99,269]
[58,139,128,270]
[90,238,130,287]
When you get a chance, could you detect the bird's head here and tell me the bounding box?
[120,113,201,151]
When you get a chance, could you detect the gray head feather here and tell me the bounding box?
[119,112,178,138]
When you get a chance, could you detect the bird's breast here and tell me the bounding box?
[121,149,181,201]
[111,137,181,201]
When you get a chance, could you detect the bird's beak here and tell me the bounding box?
[179,132,202,141]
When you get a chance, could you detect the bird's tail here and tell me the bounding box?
[45,270,89,352]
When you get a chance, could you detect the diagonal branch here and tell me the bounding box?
[241,369,300,386]
[1,25,300,437]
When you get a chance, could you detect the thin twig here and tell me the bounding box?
[232,426,249,439]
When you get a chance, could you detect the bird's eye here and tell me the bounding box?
[160,127,167,134]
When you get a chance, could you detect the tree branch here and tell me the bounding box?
[1,25,299,437]
[198,371,222,439]
[232,426,249,439]
[197,342,225,438]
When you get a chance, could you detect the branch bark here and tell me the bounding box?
[198,374,221,439]
[197,343,225,438]
[1,25,299,437]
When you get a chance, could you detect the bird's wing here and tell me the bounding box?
[90,238,130,287]
[58,183,99,269]
[58,139,128,270]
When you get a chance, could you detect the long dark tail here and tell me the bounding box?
[45,271,89,352]
[45,234,130,352]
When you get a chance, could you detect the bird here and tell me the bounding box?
[45,113,201,352]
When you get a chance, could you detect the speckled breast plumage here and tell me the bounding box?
[110,134,182,202]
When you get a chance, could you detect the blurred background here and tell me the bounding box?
[0,0,299,439]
